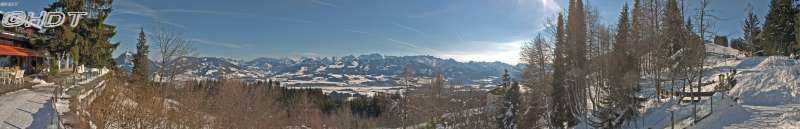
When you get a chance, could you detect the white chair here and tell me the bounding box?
[0,72,8,85]
[14,70,23,84]
[0,68,10,85]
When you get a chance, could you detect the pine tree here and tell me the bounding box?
[497,70,518,129]
[44,0,118,68]
[714,36,729,47]
[743,4,762,55]
[631,0,643,44]
[761,0,796,56]
[662,0,687,54]
[615,4,631,53]
[589,4,643,128]
[133,28,150,81]
[550,12,576,128]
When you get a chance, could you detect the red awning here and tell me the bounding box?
[0,44,39,57]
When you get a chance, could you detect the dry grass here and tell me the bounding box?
[87,74,382,129]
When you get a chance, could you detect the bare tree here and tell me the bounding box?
[152,28,195,83]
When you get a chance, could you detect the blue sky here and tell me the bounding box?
[8,0,769,64]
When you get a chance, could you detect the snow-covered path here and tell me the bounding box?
[726,105,800,128]
[690,103,800,129]
[0,85,57,129]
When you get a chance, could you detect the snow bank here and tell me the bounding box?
[754,56,799,70]
[705,44,745,58]
[729,57,800,106]
[31,78,53,85]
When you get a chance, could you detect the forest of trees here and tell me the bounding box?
[736,0,800,56]
[518,0,713,128]
[516,0,800,128]
[36,0,118,70]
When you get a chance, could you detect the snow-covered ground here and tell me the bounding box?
[691,55,800,129]
[0,83,57,129]
[0,69,109,129]
[628,44,800,129]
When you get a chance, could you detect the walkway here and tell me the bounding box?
[0,85,57,129]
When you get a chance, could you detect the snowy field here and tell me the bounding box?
[692,55,800,129]
[625,44,800,129]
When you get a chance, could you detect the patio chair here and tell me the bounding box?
[0,68,9,85]
[14,69,23,84]
[0,72,7,85]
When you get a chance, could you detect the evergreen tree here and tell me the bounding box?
[588,4,643,128]
[631,0,643,53]
[662,0,687,54]
[44,0,118,68]
[133,28,150,81]
[743,4,762,55]
[614,5,643,122]
[761,0,796,56]
[615,4,631,53]
[714,36,729,47]
[497,70,518,129]
[550,12,576,128]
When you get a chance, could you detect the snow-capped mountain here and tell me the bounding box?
[115,51,135,71]
[115,51,159,73]
[115,53,523,85]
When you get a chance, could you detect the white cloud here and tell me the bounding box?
[437,40,524,65]
[191,38,249,49]
[309,0,339,8]
[540,0,561,12]
[159,9,253,17]
[392,22,425,34]
[387,38,439,54]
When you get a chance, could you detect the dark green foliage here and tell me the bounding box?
[714,36,729,47]
[550,12,576,128]
[743,6,761,55]
[43,0,118,68]
[731,38,749,51]
[496,70,518,129]
[132,28,150,82]
[762,0,796,56]
[662,0,688,53]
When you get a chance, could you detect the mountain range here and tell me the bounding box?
[116,52,524,86]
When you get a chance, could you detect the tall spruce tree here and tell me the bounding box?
[133,28,150,81]
[497,70,519,129]
[662,0,687,54]
[762,0,796,56]
[550,12,575,128]
[743,4,762,55]
[614,5,643,120]
[44,0,118,68]
[631,0,643,50]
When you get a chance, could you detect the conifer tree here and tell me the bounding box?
[714,36,729,47]
[133,28,150,81]
[762,0,796,56]
[631,0,643,46]
[44,0,118,68]
[497,70,518,129]
[743,4,762,55]
[550,12,575,128]
[662,0,687,54]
